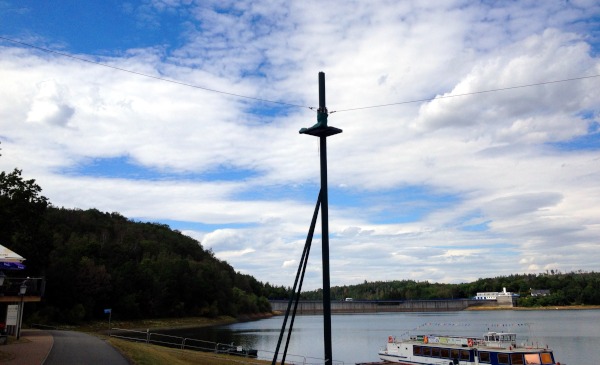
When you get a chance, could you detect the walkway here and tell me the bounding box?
[0,330,53,364]
[0,329,129,365]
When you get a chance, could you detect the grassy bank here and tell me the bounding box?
[109,337,271,365]
[59,313,273,333]
[68,314,275,365]
[73,315,240,333]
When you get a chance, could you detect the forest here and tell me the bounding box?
[300,271,600,306]
[2,165,599,325]
[0,167,287,323]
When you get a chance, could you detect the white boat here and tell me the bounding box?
[379,332,563,365]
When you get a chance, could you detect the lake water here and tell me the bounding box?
[162,310,600,364]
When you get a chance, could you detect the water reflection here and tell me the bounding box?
[159,310,600,364]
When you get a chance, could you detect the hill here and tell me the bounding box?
[1,168,285,323]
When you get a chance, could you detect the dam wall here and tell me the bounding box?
[269,299,492,314]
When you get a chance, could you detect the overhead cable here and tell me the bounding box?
[330,74,600,113]
[2,35,598,115]
[0,35,312,110]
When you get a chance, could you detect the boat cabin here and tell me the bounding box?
[484,332,517,348]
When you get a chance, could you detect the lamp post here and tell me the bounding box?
[16,282,27,340]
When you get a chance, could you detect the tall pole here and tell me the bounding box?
[299,72,342,365]
[318,73,333,365]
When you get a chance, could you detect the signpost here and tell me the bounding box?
[104,308,112,336]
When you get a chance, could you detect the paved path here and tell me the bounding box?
[0,329,53,364]
[44,330,129,365]
[0,329,129,365]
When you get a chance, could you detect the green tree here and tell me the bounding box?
[0,168,49,274]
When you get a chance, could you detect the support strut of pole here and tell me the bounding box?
[272,191,321,365]
[299,72,342,365]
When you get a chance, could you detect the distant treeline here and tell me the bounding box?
[1,168,288,323]
[300,271,600,306]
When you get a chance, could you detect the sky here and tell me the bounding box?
[1,1,599,290]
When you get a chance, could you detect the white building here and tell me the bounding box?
[475,287,515,300]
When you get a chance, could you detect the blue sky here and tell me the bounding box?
[1,0,600,289]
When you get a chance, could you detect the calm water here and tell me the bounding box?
[163,310,600,364]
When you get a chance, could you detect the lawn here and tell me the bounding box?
[109,337,272,365]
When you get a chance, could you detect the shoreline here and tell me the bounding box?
[115,312,275,332]
[61,312,274,334]
[466,304,600,311]
[58,305,600,333]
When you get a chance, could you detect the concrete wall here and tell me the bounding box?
[270,299,490,314]
[496,295,518,307]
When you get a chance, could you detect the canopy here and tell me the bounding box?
[0,261,25,270]
[0,244,25,263]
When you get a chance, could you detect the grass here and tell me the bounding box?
[66,315,239,333]
[109,337,272,365]
[80,315,275,364]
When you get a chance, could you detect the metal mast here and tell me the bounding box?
[299,71,342,365]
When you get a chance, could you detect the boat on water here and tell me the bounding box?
[379,331,563,365]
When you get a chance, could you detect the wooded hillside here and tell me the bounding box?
[300,271,600,306]
[1,168,285,323]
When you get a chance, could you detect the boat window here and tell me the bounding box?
[451,349,460,359]
[423,347,431,356]
[479,351,491,363]
[432,347,441,357]
[413,346,422,355]
[524,353,541,364]
[511,353,524,365]
[498,353,509,364]
[460,350,470,360]
[540,353,553,364]
[502,334,515,342]
[441,348,450,358]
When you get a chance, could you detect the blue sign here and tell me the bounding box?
[104,309,112,314]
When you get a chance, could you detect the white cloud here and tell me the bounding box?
[1,0,600,289]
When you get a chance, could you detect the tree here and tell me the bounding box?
[0,168,49,273]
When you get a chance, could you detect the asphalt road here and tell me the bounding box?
[44,330,129,365]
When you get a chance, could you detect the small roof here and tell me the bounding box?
[0,244,26,263]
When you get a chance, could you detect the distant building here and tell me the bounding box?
[474,287,518,307]
[475,287,516,300]
[474,291,500,300]
[530,289,551,297]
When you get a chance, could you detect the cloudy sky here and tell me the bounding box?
[1,1,599,290]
